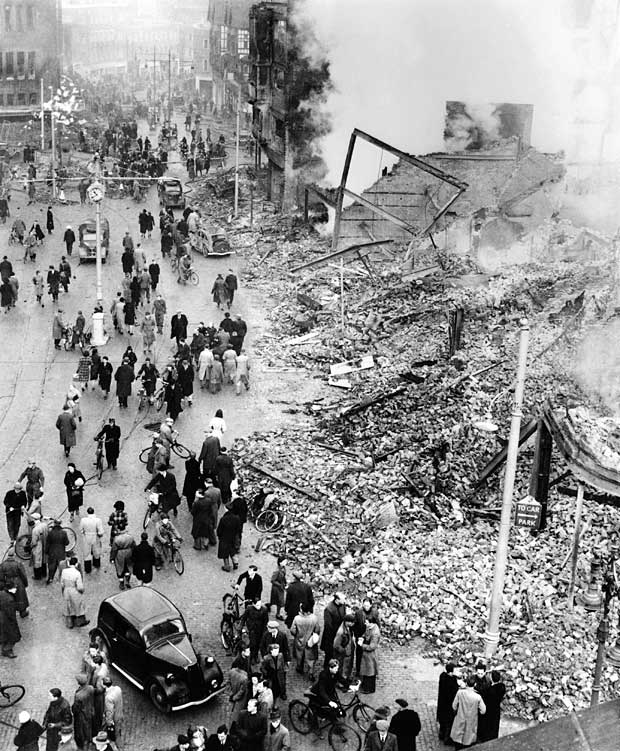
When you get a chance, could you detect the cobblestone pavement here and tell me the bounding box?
[0,115,527,751]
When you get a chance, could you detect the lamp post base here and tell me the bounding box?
[483,629,500,659]
[91,312,108,347]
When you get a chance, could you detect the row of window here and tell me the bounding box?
[217,27,250,56]
[3,3,37,32]
[0,51,36,78]
[0,90,38,106]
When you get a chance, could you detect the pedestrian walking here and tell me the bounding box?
[260,646,287,705]
[46,206,55,234]
[72,311,86,350]
[217,504,241,572]
[437,662,459,742]
[4,481,27,541]
[32,270,45,306]
[450,674,486,749]
[114,358,135,408]
[18,458,44,507]
[269,556,287,621]
[133,532,156,585]
[0,549,29,617]
[182,451,203,510]
[321,593,346,666]
[333,614,356,680]
[52,309,65,348]
[95,417,121,469]
[0,583,20,657]
[222,346,237,386]
[0,278,12,313]
[197,345,213,389]
[91,655,109,730]
[241,598,268,663]
[59,256,72,293]
[212,273,229,309]
[98,356,113,399]
[107,501,128,544]
[353,597,380,675]
[8,273,19,308]
[235,350,250,394]
[110,523,135,590]
[13,710,44,751]
[358,615,380,693]
[56,405,77,457]
[63,225,76,256]
[209,355,224,394]
[171,309,188,344]
[139,268,151,305]
[124,297,136,335]
[228,661,249,726]
[80,507,104,573]
[30,513,47,580]
[149,259,161,291]
[209,409,227,441]
[263,709,289,751]
[291,602,319,679]
[199,431,220,482]
[64,464,86,521]
[389,699,421,751]
[89,347,102,389]
[60,557,90,629]
[46,519,69,584]
[103,678,123,747]
[43,688,72,751]
[72,674,95,751]
[48,266,60,303]
[225,269,238,307]
[153,292,167,334]
[285,570,314,628]
[235,698,267,751]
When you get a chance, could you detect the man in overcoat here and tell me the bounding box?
[114,358,135,408]
[170,309,188,344]
[43,688,72,751]
[0,583,20,657]
[56,405,77,457]
[284,571,314,628]
[436,662,459,741]
[389,699,421,751]
[321,592,346,665]
[217,504,241,572]
[365,720,398,751]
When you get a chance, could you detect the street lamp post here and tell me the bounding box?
[483,319,531,658]
[87,179,106,346]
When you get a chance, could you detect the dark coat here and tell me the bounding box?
[148,262,160,284]
[46,209,54,232]
[236,709,267,751]
[284,579,314,626]
[0,589,20,644]
[124,301,136,325]
[64,469,86,512]
[121,250,134,273]
[4,489,27,522]
[215,453,235,488]
[72,683,95,750]
[389,709,421,751]
[13,718,44,751]
[177,362,194,396]
[145,471,180,513]
[199,435,220,475]
[0,558,28,612]
[132,540,156,584]
[477,682,505,742]
[237,570,263,602]
[47,525,69,564]
[182,456,203,503]
[98,362,113,391]
[321,600,346,651]
[191,492,216,538]
[114,364,135,397]
[63,228,76,246]
[260,652,286,697]
[170,313,188,340]
[436,671,459,725]
[259,628,290,663]
[217,510,241,558]
[365,731,398,751]
[56,411,77,447]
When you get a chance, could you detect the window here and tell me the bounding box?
[203,38,208,49]
[274,117,285,139]
[27,51,35,78]
[4,3,12,31]
[203,58,209,72]
[143,618,184,648]
[29,91,37,105]
[6,93,14,106]
[15,3,21,30]
[220,25,228,53]
[237,29,249,56]
[5,51,14,77]
[123,627,141,647]
[0,54,3,76]
[16,92,25,105]
[25,4,34,28]
[16,51,24,77]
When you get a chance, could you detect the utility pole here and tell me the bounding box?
[483,319,530,658]
[50,109,56,198]
[168,49,172,124]
[40,77,45,152]
[234,84,241,217]
[153,47,156,102]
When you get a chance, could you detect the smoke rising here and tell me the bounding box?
[294,0,583,193]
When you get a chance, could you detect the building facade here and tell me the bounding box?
[208,0,253,111]
[248,1,291,207]
[0,0,61,117]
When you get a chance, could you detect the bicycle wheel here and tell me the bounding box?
[172,548,184,575]
[139,447,150,464]
[170,257,178,271]
[329,722,361,751]
[156,390,165,411]
[189,271,199,286]
[172,442,191,460]
[0,684,25,708]
[352,703,375,733]
[288,700,314,735]
[220,616,234,650]
[62,526,77,554]
[14,534,32,560]
[255,509,277,533]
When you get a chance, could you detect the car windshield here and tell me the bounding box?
[143,618,185,648]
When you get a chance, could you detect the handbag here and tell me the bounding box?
[307,632,319,648]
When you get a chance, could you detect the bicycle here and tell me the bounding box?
[0,679,25,708]
[158,535,184,575]
[288,689,362,751]
[139,440,191,464]
[178,268,199,286]
[12,515,77,561]
[137,382,165,411]
[143,492,163,529]
[249,489,286,533]
[94,435,105,480]
[220,590,250,652]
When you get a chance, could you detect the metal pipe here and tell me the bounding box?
[40,77,44,153]
[483,319,530,658]
[567,483,585,611]
[50,110,56,198]
[168,49,171,124]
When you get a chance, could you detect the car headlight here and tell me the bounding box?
[205,656,214,664]
[165,673,175,685]
[211,678,219,688]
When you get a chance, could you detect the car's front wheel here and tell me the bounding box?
[147,680,171,713]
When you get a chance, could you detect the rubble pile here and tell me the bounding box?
[203,191,620,719]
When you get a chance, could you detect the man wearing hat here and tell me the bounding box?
[58,724,78,750]
[366,719,398,751]
[198,430,220,482]
[0,546,29,617]
[13,710,44,751]
[170,309,188,344]
[30,511,48,579]
[18,457,45,504]
[80,507,104,574]
[164,734,191,751]
[263,709,290,751]
[260,620,290,664]
[43,688,72,751]
[235,697,267,751]
[284,571,314,628]
[103,676,123,746]
[389,699,421,751]
[46,520,70,585]
[3,481,27,541]
[93,730,115,751]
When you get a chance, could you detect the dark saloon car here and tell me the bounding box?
[91,588,223,712]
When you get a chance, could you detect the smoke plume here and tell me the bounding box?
[293,0,589,193]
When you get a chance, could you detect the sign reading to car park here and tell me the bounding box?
[514,495,541,528]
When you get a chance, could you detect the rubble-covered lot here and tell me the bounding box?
[193,177,620,720]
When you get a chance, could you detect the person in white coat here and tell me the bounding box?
[198,347,214,389]
[103,678,123,747]
[80,507,104,574]
[60,557,89,629]
[209,409,226,441]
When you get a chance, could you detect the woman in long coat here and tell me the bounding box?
[124,299,136,334]
[182,452,203,509]
[89,348,101,388]
[177,360,194,403]
[98,356,113,398]
[211,274,229,308]
[0,281,12,311]
[290,603,320,680]
[359,616,380,693]
[72,673,95,750]
[165,379,184,421]
[216,507,241,570]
